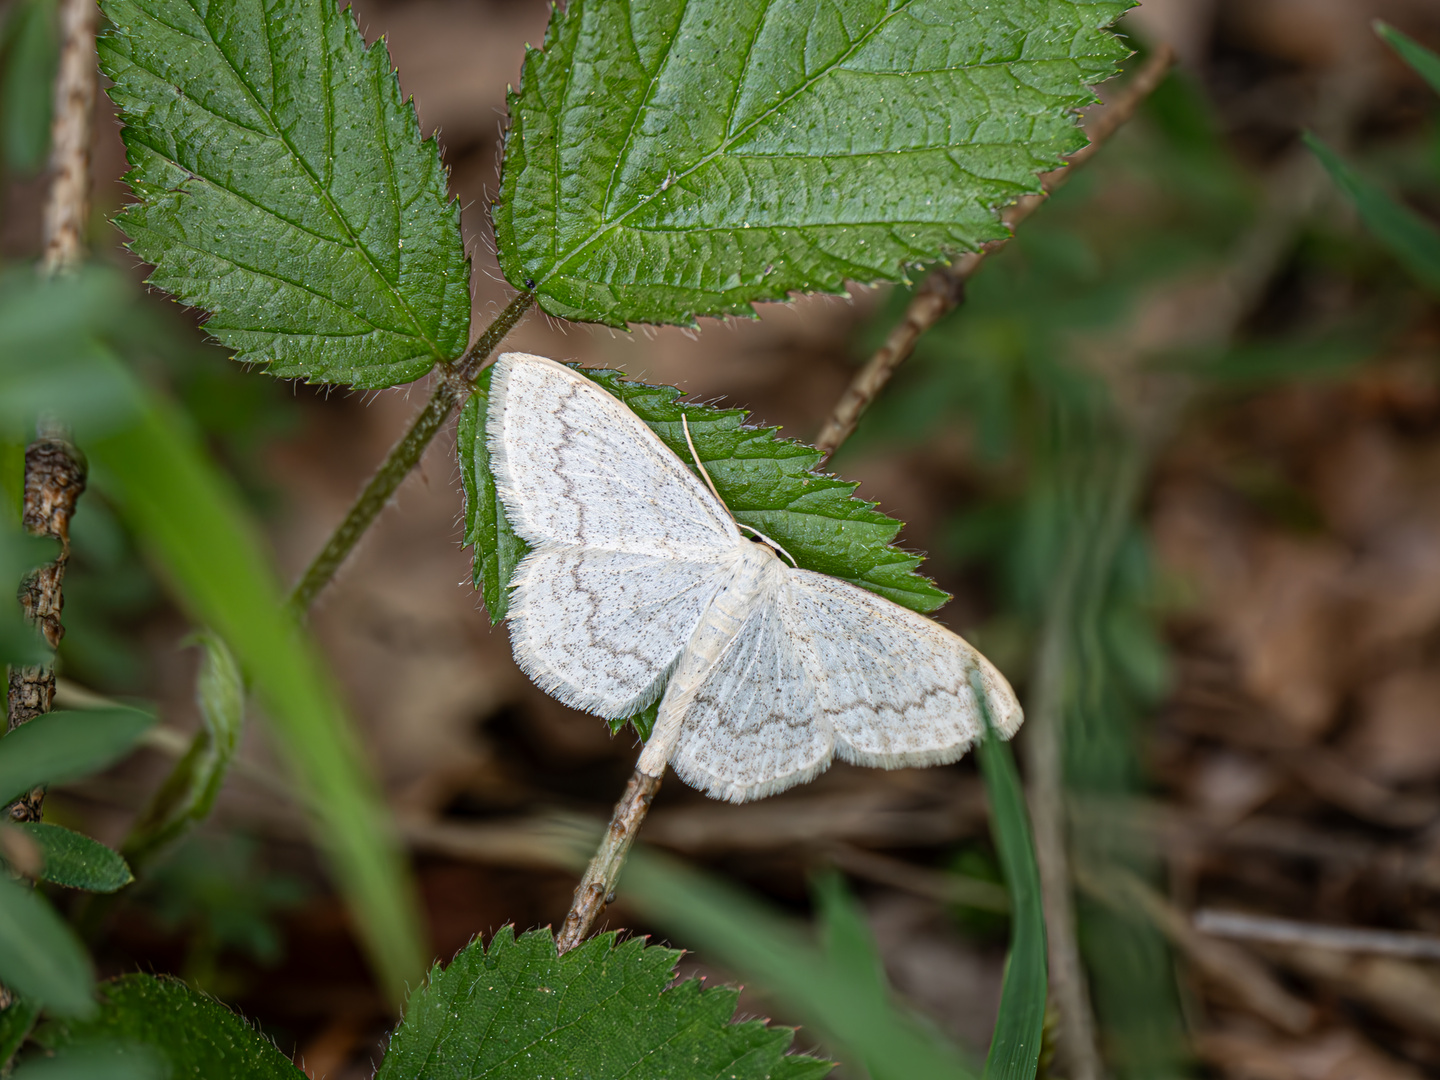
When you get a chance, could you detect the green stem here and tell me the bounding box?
[288,291,534,612]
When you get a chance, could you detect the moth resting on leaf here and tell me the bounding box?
[486,353,1022,802]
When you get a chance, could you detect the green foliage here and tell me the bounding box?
[0,268,426,1005]
[378,926,829,1080]
[622,849,973,1080]
[13,823,134,893]
[11,1045,161,1080]
[0,0,57,174]
[494,0,1133,325]
[34,974,300,1078]
[463,363,949,623]
[458,381,526,622]
[99,0,471,388]
[1306,133,1440,293]
[0,874,93,1019]
[0,996,41,1069]
[1377,21,1440,96]
[125,633,244,866]
[974,707,1046,1080]
[0,708,155,806]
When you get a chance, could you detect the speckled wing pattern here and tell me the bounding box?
[488,352,1023,802]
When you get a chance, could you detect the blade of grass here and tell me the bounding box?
[974,674,1047,1080]
[1304,132,1440,292]
[1375,21,1440,96]
[83,356,425,1005]
[623,847,974,1080]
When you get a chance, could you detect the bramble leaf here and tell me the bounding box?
[462,364,948,623]
[494,0,1132,326]
[99,0,471,388]
[375,926,831,1080]
[34,974,301,1078]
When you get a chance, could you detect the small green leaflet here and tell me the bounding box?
[11,824,134,894]
[375,926,831,1080]
[494,0,1132,326]
[34,974,302,1078]
[125,633,244,866]
[99,0,471,388]
[0,708,155,807]
[460,364,950,625]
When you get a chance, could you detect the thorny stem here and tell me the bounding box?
[288,291,535,612]
[812,46,1175,460]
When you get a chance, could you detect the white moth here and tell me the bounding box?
[488,352,1024,803]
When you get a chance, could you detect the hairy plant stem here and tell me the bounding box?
[288,291,534,611]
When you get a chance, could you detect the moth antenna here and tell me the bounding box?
[681,413,725,507]
[682,414,798,567]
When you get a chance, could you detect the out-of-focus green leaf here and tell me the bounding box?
[99,0,471,388]
[623,848,974,1080]
[974,683,1046,1080]
[12,823,133,893]
[124,632,243,866]
[11,1044,161,1080]
[495,0,1133,326]
[0,268,426,1005]
[0,995,41,1069]
[1306,133,1440,293]
[34,974,297,1078]
[0,0,58,174]
[462,363,949,618]
[0,874,93,1018]
[0,708,155,806]
[84,376,426,1005]
[1376,21,1440,96]
[376,925,830,1080]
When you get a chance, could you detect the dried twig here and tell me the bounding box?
[1195,910,1440,962]
[40,0,98,276]
[812,46,1175,459]
[555,770,661,952]
[6,434,87,821]
[1078,865,1315,1035]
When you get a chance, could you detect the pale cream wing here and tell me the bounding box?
[780,569,1023,767]
[508,546,737,718]
[487,353,742,559]
[669,597,832,804]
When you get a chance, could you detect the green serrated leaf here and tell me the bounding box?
[34,974,301,1078]
[124,633,243,866]
[0,709,155,808]
[377,926,830,1080]
[1305,132,1440,293]
[98,0,471,388]
[1376,21,1440,97]
[1,0,59,174]
[12,824,133,894]
[0,874,93,1019]
[495,0,1133,326]
[460,363,948,625]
